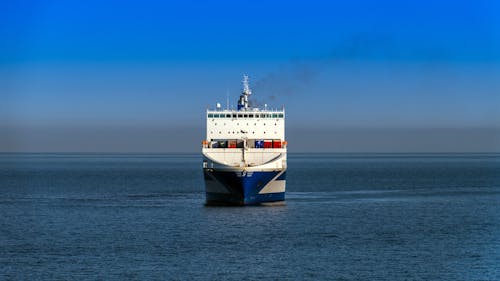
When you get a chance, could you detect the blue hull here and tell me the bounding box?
[204,169,286,205]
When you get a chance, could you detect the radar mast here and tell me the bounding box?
[238,75,252,110]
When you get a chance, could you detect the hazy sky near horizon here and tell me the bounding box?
[1,0,499,152]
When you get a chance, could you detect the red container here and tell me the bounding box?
[228,140,237,148]
[263,140,273,148]
[272,140,282,148]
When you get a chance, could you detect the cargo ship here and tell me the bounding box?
[202,75,287,205]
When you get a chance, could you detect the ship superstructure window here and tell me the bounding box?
[208,112,283,120]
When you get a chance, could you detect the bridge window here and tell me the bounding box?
[278,114,284,118]
[208,113,214,118]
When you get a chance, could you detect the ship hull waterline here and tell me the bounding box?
[204,168,286,206]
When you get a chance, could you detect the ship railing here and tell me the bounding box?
[207,107,285,113]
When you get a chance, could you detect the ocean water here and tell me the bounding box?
[1,153,499,280]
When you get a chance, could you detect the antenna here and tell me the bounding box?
[226,90,229,110]
[242,75,251,96]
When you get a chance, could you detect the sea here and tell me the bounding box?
[1,153,499,280]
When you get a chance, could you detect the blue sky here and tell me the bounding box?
[1,0,499,152]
